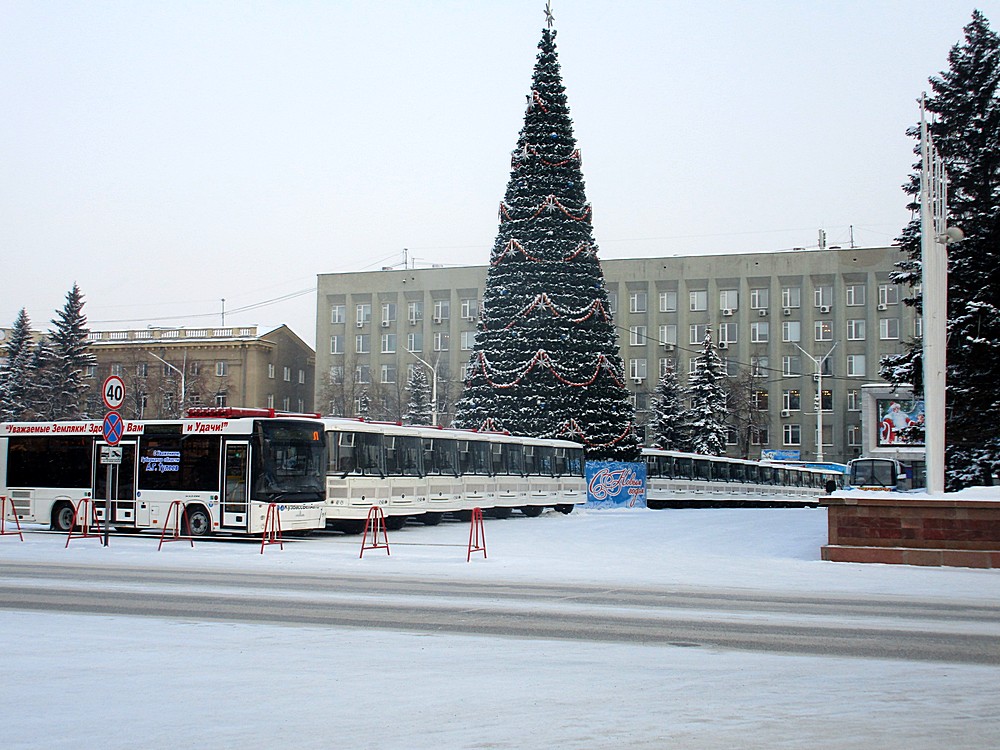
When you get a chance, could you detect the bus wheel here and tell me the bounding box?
[555,504,574,515]
[51,503,76,532]
[488,506,512,519]
[184,506,212,536]
[420,512,443,526]
[520,505,543,518]
[385,515,407,531]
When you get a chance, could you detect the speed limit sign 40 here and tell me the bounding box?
[102,375,126,411]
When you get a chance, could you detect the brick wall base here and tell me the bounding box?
[821,495,1000,569]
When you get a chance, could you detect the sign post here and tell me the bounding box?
[100,376,126,547]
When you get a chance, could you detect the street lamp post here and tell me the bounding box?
[147,350,187,416]
[405,349,438,426]
[794,342,837,463]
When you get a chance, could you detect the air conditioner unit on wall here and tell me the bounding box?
[783,308,792,316]
[722,308,733,317]
[819,305,831,314]
[356,321,364,328]
[632,377,644,385]
[718,342,729,350]
[780,409,791,418]
[758,309,768,317]
[663,343,675,351]
[381,320,390,327]
[877,303,888,311]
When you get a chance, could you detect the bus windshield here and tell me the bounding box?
[253,421,326,501]
[849,459,897,488]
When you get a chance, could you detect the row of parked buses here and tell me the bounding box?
[1,409,850,536]
[0,409,587,536]
[643,449,845,508]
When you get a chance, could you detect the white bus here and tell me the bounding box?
[643,448,842,508]
[1,408,328,536]
[322,418,585,532]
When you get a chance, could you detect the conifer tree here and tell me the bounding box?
[0,308,35,421]
[47,283,96,420]
[403,365,433,425]
[881,10,1000,487]
[681,333,728,456]
[454,16,640,461]
[648,364,688,452]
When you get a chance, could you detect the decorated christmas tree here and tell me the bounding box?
[454,10,640,461]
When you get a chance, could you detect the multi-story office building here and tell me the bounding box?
[85,324,316,419]
[315,245,915,464]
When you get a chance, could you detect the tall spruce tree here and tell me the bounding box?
[648,364,688,452]
[681,333,728,456]
[47,283,96,420]
[453,17,640,461]
[0,308,35,421]
[403,366,433,425]
[881,10,1000,488]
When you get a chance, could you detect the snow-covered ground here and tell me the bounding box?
[2,503,999,749]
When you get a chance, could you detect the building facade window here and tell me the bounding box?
[719,290,739,311]
[268,363,276,378]
[751,356,769,376]
[847,389,860,411]
[629,325,647,346]
[689,290,707,311]
[783,424,801,446]
[356,303,371,325]
[718,322,737,344]
[659,290,677,312]
[408,301,423,324]
[878,284,900,306]
[846,284,866,306]
[782,321,801,342]
[460,298,479,320]
[846,354,866,377]
[355,365,371,384]
[847,319,866,341]
[813,285,833,308]
[460,330,476,350]
[814,320,833,341]
[381,333,396,353]
[629,358,648,380]
[658,357,675,377]
[330,304,346,324]
[781,287,801,309]
[433,299,450,322]
[689,324,709,344]
[782,355,801,377]
[783,389,801,411]
[750,288,769,310]
[658,324,677,345]
[629,291,647,313]
[215,361,227,377]
[433,331,449,351]
[283,366,291,382]
[879,318,900,340]
[406,332,423,352]
[380,364,396,383]
[355,334,370,354]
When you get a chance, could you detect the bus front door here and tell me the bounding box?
[92,441,138,528]
[222,441,250,530]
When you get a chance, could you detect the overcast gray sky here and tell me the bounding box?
[2,1,996,347]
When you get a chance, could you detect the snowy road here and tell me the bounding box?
[3,561,997,665]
